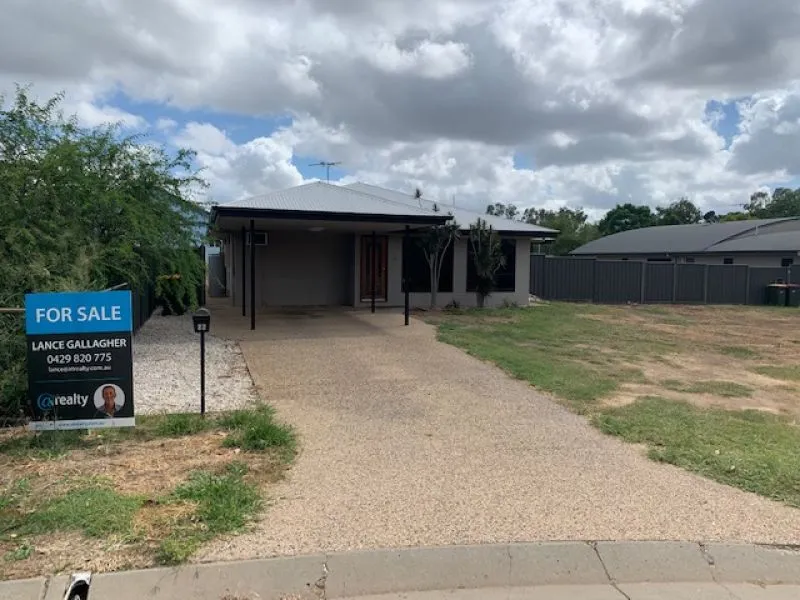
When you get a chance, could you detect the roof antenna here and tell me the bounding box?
[414,187,423,209]
[309,161,341,182]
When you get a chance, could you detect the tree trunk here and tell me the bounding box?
[476,293,485,308]
[430,261,438,309]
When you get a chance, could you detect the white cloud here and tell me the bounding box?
[1,0,800,216]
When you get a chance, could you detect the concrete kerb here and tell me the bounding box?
[4,541,800,600]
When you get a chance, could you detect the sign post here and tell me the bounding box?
[25,291,135,430]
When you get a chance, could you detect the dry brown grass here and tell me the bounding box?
[0,420,290,581]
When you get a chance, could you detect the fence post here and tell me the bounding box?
[639,261,646,304]
[671,262,678,303]
[745,266,751,305]
[703,264,709,304]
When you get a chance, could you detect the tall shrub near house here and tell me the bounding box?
[469,218,506,308]
[414,189,459,309]
[0,87,206,422]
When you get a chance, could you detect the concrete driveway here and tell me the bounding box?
[201,307,800,560]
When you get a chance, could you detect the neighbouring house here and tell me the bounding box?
[571,217,800,267]
[211,181,556,312]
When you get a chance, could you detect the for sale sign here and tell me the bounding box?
[25,291,135,430]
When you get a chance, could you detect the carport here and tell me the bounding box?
[211,182,450,330]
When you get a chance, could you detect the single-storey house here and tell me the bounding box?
[211,182,555,320]
[572,217,800,267]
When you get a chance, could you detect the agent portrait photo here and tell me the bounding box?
[93,384,126,418]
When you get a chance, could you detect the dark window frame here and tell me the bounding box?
[466,238,516,293]
[723,257,734,265]
[781,257,794,267]
[403,236,454,293]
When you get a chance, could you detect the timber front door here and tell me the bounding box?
[360,235,388,302]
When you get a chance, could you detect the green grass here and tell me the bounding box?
[151,413,213,437]
[22,482,144,538]
[661,379,753,398]
[219,406,296,458]
[594,397,800,507]
[752,365,800,382]
[435,304,664,411]
[0,430,86,458]
[719,345,760,359]
[157,462,262,564]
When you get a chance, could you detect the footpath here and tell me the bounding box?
[2,541,800,600]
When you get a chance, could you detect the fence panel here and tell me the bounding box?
[542,257,595,300]
[594,261,642,303]
[747,267,788,304]
[675,264,706,303]
[707,265,748,304]
[529,254,546,296]
[644,263,674,303]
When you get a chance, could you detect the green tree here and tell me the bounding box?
[485,202,519,220]
[656,197,702,225]
[746,188,800,218]
[468,218,506,308]
[597,203,656,236]
[415,189,459,309]
[523,207,599,255]
[720,211,751,222]
[0,87,206,420]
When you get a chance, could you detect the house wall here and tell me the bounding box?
[594,253,798,268]
[353,235,532,308]
[230,231,353,307]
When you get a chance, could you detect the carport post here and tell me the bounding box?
[250,219,256,331]
[370,230,377,313]
[241,226,246,317]
[403,225,410,325]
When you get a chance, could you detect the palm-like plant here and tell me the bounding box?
[469,218,505,308]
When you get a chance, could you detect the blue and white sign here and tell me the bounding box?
[25,291,135,430]
[25,291,133,335]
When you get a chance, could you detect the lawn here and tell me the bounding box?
[433,302,800,506]
[0,407,295,580]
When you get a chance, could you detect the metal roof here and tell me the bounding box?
[706,230,800,253]
[572,218,799,255]
[345,182,559,237]
[217,182,448,221]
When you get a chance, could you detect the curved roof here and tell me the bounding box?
[345,182,558,237]
[708,230,800,253]
[572,218,799,255]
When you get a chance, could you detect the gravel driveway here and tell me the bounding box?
[199,308,800,560]
[133,313,258,415]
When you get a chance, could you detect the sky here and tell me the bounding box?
[2,0,800,219]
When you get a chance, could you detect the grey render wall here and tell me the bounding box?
[228,231,352,307]
[354,235,532,309]
[530,254,794,306]
[591,253,797,268]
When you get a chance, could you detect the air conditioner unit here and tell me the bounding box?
[246,232,268,246]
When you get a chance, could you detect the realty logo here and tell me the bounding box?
[36,392,88,410]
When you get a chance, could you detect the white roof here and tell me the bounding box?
[219,181,445,220]
[345,182,558,236]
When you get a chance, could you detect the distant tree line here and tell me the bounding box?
[486,189,800,255]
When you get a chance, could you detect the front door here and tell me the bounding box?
[360,235,388,301]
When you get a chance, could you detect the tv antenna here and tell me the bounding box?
[309,161,341,182]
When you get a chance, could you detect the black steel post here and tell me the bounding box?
[241,226,246,317]
[404,225,410,326]
[200,330,206,416]
[250,219,256,331]
[370,231,377,313]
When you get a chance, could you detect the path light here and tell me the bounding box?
[192,308,211,416]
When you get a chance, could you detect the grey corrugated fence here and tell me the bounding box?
[530,254,793,305]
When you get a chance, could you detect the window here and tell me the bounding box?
[723,257,734,265]
[685,257,696,264]
[782,258,794,267]
[646,257,672,262]
[403,238,454,293]
[466,239,516,292]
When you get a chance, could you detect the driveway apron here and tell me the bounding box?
[200,309,800,560]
